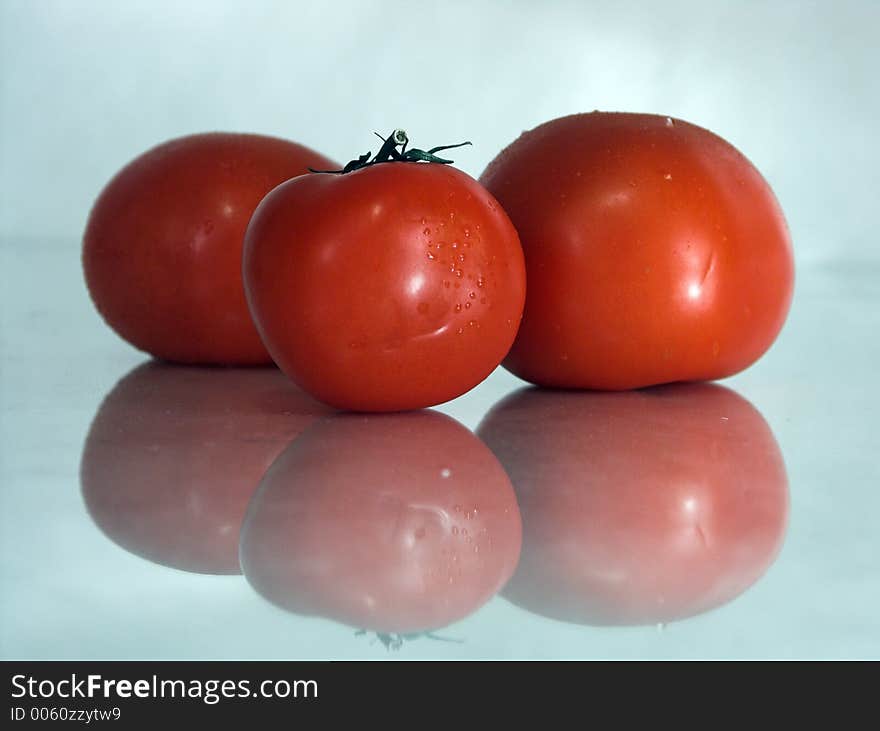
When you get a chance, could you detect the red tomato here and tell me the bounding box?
[477,384,789,625]
[481,112,794,389]
[240,411,522,634]
[242,160,526,411]
[80,363,330,574]
[83,133,337,364]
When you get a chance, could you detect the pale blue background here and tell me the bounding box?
[1,0,879,659]
[2,0,877,263]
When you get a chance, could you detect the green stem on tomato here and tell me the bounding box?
[309,129,472,174]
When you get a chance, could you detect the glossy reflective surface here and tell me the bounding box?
[81,364,330,574]
[1,239,879,658]
[478,384,788,625]
[241,412,521,636]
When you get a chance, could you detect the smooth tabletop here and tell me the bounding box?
[1,238,878,659]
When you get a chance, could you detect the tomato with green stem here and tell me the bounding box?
[243,129,526,412]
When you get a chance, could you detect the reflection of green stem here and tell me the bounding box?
[310,129,472,174]
[355,629,465,651]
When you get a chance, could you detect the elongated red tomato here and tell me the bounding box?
[477,384,789,625]
[240,411,522,634]
[81,363,329,574]
[83,133,337,364]
[481,112,794,389]
[243,156,526,411]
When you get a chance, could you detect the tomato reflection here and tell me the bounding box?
[80,362,329,574]
[240,411,522,634]
[476,383,789,626]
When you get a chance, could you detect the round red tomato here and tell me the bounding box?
[240,411,522,634]
[243,154,526,411]
[83,132,337,364]
[480,112,794,389]
[477,384,789,625]
[81,362,329,574]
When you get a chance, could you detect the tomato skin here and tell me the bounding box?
[240,411,522,633]
[83,133,337,364]
[477,384,789,625]
[243,162,526,411]
[80,363,329,574]
[480,112,794,389]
